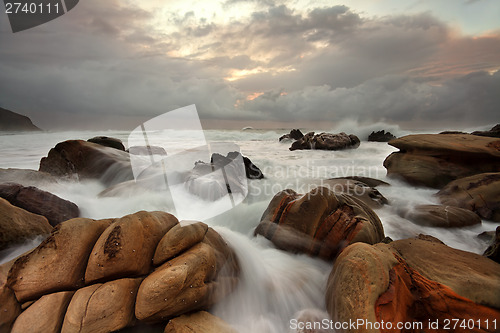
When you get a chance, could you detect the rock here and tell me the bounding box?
[383,134,500,188]
[331,176,390,188]
[0,197,52,251]
[11,291,74,333]
[254,187,384,260]
[279,129,304,142]
[164,311,237,333]
[439,130,468,135]
[326,237,500,333]
[0,278,21,333]
[0,183,79,226]
[401,204,482,228]
[85,211,178,284]
[128,145,167,155]
[483,226,499,263]
[7,217,113,302]
[135,228,239,322]
[153,222,208,266]
[61,278,142,333]
[367,130,396,142]
[87,136,125,151]
[437,172,500,221]
[290,132,360,151]
[472,124,500,138]
[226,152,264,179]
[0,107,41,131]
[0,168,57,187]
[39,140,134,186]
[319,178,388,208]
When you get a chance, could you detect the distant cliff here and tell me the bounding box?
[0,107,41,131]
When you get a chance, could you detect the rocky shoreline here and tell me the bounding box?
[1,129,499,332]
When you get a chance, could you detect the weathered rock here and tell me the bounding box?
[87,136,125,151]
[7,217,112,302]
[0,275,21,333]
[368,130,396,142]
[279,129,304,142]
[331,176,390,188]
[0,183,79,226]
[61,278,141,333]
[290,132,360,151]
[153,222,208,266]
[327,236,500,333]
[383,134,500,188]
[255,187,384,260]
[0,197,52,251]
[437,172,500,221]
[128,145,167,155]
[0,107,41,131]
[483,226,500,264]
[472,124,500,138]
[164,311,237,333]
[135,229,239,322]
[85,211,178,284]
[11,291,74,333]
[39,140,133,186]
[319,178,388,208]
[401,204,482,228]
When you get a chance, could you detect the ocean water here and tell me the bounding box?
[0,125,496,332]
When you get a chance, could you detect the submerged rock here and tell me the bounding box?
[290,132,360,151]
[400,204,482,228]
[367,130,396,142]
[0,183,79,226]
[0,168,57,187]
[87,136,125,151]
[383,134,500,188]
[255,186,384,260]
[326,236,500,332]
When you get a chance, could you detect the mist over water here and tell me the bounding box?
[0,124,495,332]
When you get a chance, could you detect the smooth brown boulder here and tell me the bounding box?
[153,221,208,266]
[7,218,112,302]
[61,278,142,333]
[437,172,500,222]
[87,136,125,151]
[39,140,133,186]
[483,226,500,264]
[255,187,384,260]
[0,197,52,251]
[85,211,178,284]
[164,311,237,333]
[401,204,482,228]
[11,291,74,333]
[0,183,79,226]
[383,134,500,188]
[326,236,500,333]
[0,277,21,333]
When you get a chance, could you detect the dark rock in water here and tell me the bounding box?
[0,107,41,131]
[326,236,500,329]
[279,129,304,142]
[437,172,500,222]
[383,134,500,188]
[329,176,390,188]
[472,124,500,138]
[289,132,360,151]
[483,226,500,264]
[127,145,167,156]
[0,197,52,251]
[0,183,79,226]
[39,140,133,186]
[227,151,264,179]
[368,130,396,142]
[255,186,384,260]
[87,136,125,151]
[400,204,481,228]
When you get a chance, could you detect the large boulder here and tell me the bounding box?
[0,262,21,333]
[0,183,79,226]
[326,236,500,333]
[0,197,52,251]
[39,140,133,186]
[368,130,396,142]
[279,129,304,142]
[0,107,41,131]
[319,178,388,209]
[437,173,500,221]
[400,204,482,228]
[383,134,500,188]
[164,311,237,333]
[290,132,360,151]
[87,136,125,151]
[254,187,384,260]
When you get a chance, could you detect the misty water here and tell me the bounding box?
[0,125,496,333]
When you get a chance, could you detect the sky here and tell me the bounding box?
[0,0,499,130]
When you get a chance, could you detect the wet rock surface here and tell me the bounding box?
[290,132,360,151]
